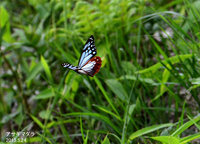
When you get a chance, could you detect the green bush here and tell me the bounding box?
[0,0,200,143]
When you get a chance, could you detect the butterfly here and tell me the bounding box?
[61,35,102,77]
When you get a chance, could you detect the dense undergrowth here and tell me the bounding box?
[0,0,200,143]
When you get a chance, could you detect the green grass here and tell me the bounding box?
[1,0,200,143]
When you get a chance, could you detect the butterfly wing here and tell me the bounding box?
[78,35,97,68]
[62,35,101,77]
[61,63,78,71]
[80,56,102,77]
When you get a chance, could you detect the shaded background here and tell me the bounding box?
[1,0,200,143]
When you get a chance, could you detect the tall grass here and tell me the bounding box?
[0,0,200,143]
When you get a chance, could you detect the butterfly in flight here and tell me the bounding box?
[62,35,102,77]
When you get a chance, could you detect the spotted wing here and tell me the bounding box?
[61,63,78,71]
[81,56,102,77]
[78,35,97,68]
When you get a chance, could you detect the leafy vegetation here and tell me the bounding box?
[1,0,200,143]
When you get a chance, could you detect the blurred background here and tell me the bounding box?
[1,0,200,143]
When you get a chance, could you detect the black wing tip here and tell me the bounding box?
[61,63,68,67]
[90,35,94,40]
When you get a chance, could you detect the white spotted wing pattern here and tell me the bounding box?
[62,35,101,77]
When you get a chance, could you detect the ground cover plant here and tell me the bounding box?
[0,0,200,143]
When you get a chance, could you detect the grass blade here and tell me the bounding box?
[128,123,173,142]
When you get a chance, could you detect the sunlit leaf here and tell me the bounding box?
[41,56,53,83]
[137,54,193,74]
[102,135,111,144]
[128,123,173,141]
[0,6,14,42]
[151,136,180,144]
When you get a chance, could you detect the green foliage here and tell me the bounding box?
[1,0,200,143]
[128,123,173,141]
